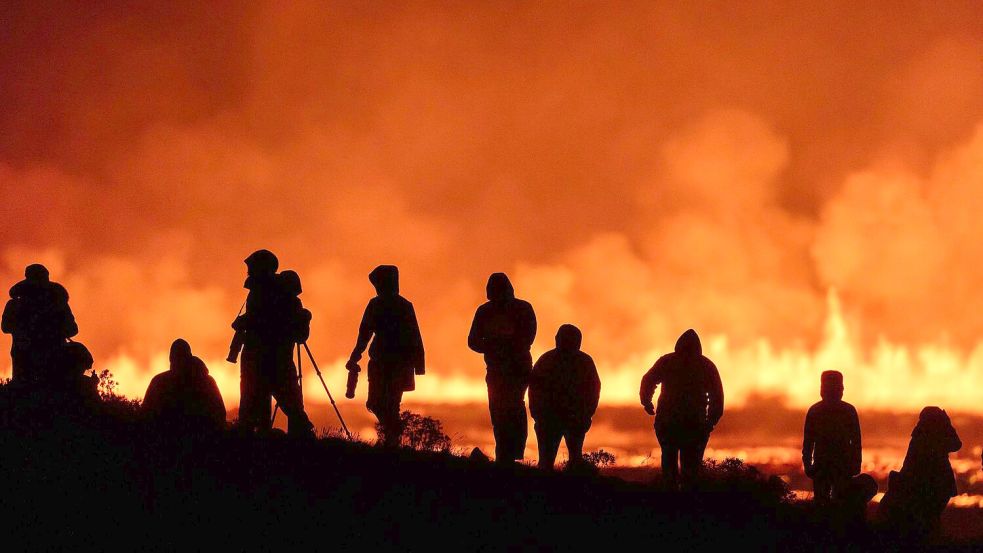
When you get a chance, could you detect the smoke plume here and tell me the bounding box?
[2,2,982,410]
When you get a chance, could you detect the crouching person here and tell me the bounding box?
[879,406,961,541]
[143,339,226,433]
[529,324,600,470]
[56,341,100,407]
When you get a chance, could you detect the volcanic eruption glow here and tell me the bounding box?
[2,3,983,428]
[77,287,983,415]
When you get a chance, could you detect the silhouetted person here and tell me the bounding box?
[468,273,536,464]
[529,324,600,471]
[277,270,312,345]
[54,340,99,405]
[880,406,961,540]
[2,264,78,387]
[229,250,314,437]
[143,339,226,431]
[840,473,878,534]
[347,265,424,447]
[802,370,862,506]
[640,329,723,490]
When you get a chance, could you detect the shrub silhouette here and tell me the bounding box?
[561,449,617,471]
[375,410,451,452]
[701,457,795,504]
[97,369,119,398]
[583,449,616,468]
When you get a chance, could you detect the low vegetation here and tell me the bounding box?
[374,410,452,452]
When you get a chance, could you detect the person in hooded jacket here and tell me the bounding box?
[879,406,961,540]
[229,250,314,437]
[529,324,600,470]
[54,340,100,405]
[468,273,537,464]
[143,339,226,431]
[802,370,862,506]
[640,329,724,490]
[2,264,78,387]
[347,265,424,446]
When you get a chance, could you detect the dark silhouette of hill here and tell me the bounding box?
[0,384,971,551]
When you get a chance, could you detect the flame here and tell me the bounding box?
[6,287,974,417]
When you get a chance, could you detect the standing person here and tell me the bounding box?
[468,273,536,464]
[801,370,862,506]
[346,265,424,447]
[529,324,600,471]
[2,264,78,387]
[880,407,961,540]
[639,329,723,490]
[228,250,314,437]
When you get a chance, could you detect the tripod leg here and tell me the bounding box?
[297,344,303,386]
[302,342,353,440]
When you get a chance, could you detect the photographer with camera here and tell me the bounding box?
[229,250,314,438]
[346,265,425,447]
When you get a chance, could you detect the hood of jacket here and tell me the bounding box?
[555,324,582,351]
[674,328,702,356]
[278,270,303,296]
[486,273,515,302]
[168,339,209,377]
[912,406,950,438]
[369,265,399,296]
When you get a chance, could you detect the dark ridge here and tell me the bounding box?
[0,385,953,552]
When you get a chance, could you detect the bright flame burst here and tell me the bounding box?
[49,288,983,413]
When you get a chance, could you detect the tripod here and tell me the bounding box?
[271,342,352,440]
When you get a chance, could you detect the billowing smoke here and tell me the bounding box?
[2,2,982,411]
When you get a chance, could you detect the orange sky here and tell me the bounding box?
[2,2,983,412]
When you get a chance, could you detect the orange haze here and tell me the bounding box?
[2,2,983,414]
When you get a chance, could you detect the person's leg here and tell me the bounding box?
[366,375,384,439]
[655,423,681,489]
[270,346,313,437]
[813,476,832,505]
[381,387,404,447]
[535,421,562,470]
[829,475,852,505]
[486,372,509,462]
[680,442,704,490]
[238,348,263,431]
[564,426,587,467]
[22,345,50,389]
[661,446,680,489]
[367,365,405,447]
[10,344,35,386]
[488,370,526,462]
[277,389,313,436]
[506,378,529,461]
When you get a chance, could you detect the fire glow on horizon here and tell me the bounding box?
[2,3,983,417]
[37,288,983,414]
